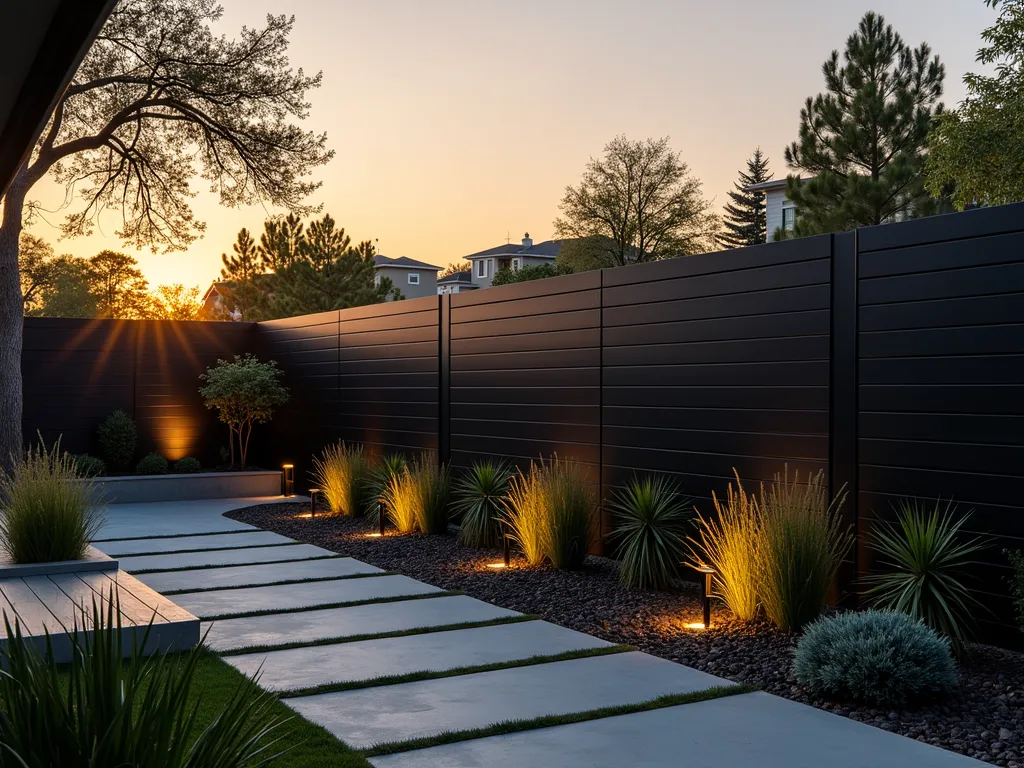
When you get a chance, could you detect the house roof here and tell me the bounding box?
[437,270,472,285]
[465,239,562,260]
[374,255,443,271]
[744,178,789,192]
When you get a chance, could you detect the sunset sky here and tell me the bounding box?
[27,0,997,292]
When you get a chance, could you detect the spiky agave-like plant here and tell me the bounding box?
[607,475,691,590]
[452,460,513,548]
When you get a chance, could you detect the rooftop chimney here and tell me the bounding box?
[522,232,532,248]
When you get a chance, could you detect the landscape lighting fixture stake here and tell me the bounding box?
[698,566,716,629]
[282,464,295,497]
[378,497,386,536]
[309,488,320,519]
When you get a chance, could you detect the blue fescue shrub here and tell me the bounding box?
[793,610,957,707]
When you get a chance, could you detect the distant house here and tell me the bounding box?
[437,270,477,295]
[745,178,800,242]
[373,255,443,299]
[462,233,562,289]
[200,282,238,320]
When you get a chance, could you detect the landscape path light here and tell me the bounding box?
[282,464,295,496]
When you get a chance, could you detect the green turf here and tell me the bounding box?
[129,554,344,575]
[192,652,371,767]
[277,644,634,698]
[364,684,753,757]
[218,614,538,656]
[202,590,462,621]
[161,571,397,596]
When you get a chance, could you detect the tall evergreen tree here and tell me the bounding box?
[257,213,305,272]
[720,149,772,248]
[784,11,946,236]
[88,251,152,319]
[220,228,265,320]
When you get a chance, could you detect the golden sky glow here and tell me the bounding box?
[27,0,995,291]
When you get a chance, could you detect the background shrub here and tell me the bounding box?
[172,457,202,474]
[311,442,370,517]
[0,437,104,563]
[72,454,106,478]
[687,471,760,621]
[793,610,957,707]
[756,468,851,632]
[453,460,512,548]
[0,598,286,767]
[864,499,988,655]
[607,475,691,590]
[96,410,136,472]
[136,453,169,475]
[1009,549,1024,635]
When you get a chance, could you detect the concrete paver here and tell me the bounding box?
[202,595,520,652]
[97,530,294,556]
[228,620,609,691]
[118,543,335,573]
[139,557,382,594]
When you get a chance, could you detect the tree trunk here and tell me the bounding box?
[0,166,27,472]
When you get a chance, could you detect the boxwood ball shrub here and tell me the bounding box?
[96,409,137,472]
[136,453,169,475]
[173,457,202,474]
[793,610,957,707]
[72,454,106,478]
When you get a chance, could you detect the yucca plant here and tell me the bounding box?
[502,462,548,566]
[755,468,851,632]
[544,457,593,570]
[0,596,287,768]
[864,498,989,655]
[607,475,692,590]
[452,460,513,548]
[0,435,105,564]
[367,453,408,524]
[687,471,760,621]
[311,441,370,517]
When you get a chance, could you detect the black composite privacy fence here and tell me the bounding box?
[21,202,1024,644]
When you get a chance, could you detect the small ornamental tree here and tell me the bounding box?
[199,356,289,469]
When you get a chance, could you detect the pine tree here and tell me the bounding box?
[720,149,772,248]
[220,228,265,320]
[257,213,305,272]
[784,11,945,236]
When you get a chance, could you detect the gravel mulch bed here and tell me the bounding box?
[228,502,1024,765]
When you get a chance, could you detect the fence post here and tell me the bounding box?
[830,231,859,605]
[438,293,451,465]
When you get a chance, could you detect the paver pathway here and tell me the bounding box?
[92,498,985,767]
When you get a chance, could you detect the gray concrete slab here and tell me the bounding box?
[98,531,295,556]
[140,557,383,594]
[203,595,520,652]
[118,544,334,573]
[178,575,443,619]
[94,497,297,541]
[287,651,728,750]
[370,691,985,768]
[228,621,608,692]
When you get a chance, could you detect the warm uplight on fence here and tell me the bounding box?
[282,464,295,496]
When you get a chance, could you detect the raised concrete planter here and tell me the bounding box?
[0,545,117,578]
[89,470,282,504]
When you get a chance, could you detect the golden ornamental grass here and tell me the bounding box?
[0,437,105,564]
[687,471,760,622]
[311,442,369,517]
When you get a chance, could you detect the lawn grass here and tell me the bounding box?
[219,614,538,656]
[191,651,371,768]
[364,684,752,757]
[277,644,634,698]
[161,570,397,596]
[203,590,462,621]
